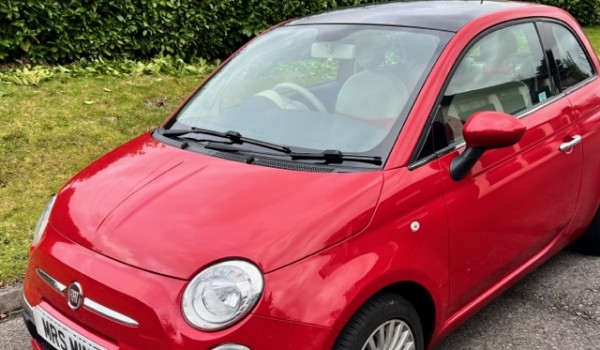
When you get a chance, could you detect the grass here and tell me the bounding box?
[584,26,600,56]
[0,74,203,286]
[1,27,600,286]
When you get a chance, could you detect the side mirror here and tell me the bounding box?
[450,111,526,181]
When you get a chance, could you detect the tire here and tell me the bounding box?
[577,207,600,255]
[333,293,424,350]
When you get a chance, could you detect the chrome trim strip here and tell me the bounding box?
[36,268,67,294]
[22,293,35,321]
[35,268,139,327]
[515,93,565,120]
[83,298,139,327]
[563,75,597,95]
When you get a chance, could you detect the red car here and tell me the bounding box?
[22,1,600,350]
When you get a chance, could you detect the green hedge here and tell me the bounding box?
[0,0,378,64]
[1,0,598,64]
[535,0,600,26]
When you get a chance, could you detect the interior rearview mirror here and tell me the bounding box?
[311,43,355,60]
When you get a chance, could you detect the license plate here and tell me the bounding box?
[33,307,107,350]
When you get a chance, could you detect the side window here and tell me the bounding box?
[545,23,594,91]
[438,23,552,147]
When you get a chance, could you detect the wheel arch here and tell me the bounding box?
[330,279,439,350]
[382,281,436,349]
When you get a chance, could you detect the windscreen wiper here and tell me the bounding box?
[160,127,291,153]
[161,129,380,166]
[204,143,381,166]
[288,150,382,165]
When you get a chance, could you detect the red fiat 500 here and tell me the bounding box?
[23,1,600,349]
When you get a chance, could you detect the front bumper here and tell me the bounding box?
[23,225,331,349]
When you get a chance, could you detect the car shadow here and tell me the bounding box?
[434,245,600,349]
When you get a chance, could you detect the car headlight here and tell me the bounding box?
[182,260,263,331]
[32,195,56,247]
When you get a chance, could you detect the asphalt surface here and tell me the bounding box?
[0,313,29,350]
[436,247,600,350]
[1,248,599,350]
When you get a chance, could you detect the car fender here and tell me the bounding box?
[254,166,449,347]
[254,228,447,347]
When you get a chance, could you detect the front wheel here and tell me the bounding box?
[333,293,424,350]
[577,207,600,255]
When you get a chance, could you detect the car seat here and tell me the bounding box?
[335,33,409,129]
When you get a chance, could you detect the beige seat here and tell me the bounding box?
[335,34,408,126]
[476,30,532,112]
[444,29,532,141]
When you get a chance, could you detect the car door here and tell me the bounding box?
[538,21,600,239]
[416,22,583,315]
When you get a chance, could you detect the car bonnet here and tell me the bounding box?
[48,133,383,279]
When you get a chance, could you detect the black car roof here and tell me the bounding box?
[287,0,532,32]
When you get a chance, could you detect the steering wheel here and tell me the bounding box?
[273,82,328,113]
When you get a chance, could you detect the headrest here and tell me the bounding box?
[481,30,518,66]
[354,33,387,70]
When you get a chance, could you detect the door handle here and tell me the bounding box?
[559,135,582,153]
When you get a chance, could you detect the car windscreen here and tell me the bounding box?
[164,24,452,166]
